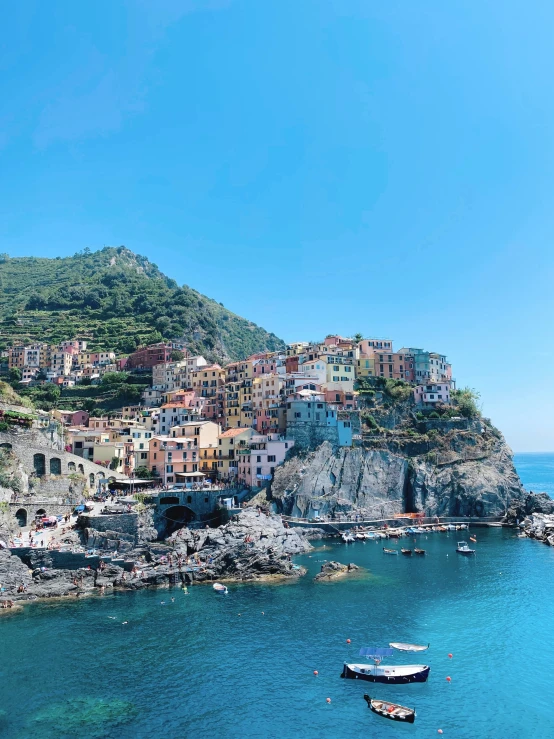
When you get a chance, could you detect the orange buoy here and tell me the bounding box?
[446,676,451,682]
[346,639,351,644]
[448,653,453,658]
[313,670,318,676]
[326,697,331,704]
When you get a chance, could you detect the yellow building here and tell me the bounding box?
[224,381,242,428]
[356,355,375,378]
[217,427,254,481]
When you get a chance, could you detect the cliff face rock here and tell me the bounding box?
[271,436,524,518]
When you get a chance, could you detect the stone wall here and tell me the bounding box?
[285,423,340,450]
[10,547,133,571]
[79,513,139,537]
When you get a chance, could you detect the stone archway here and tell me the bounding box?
[33,453,46,476]
[50,457,62,475]
[89,473,95,487]
[78,464,84,474]
[15,508,27,527]
[35,508,46,518]
[68,462,76,472]
[0,442,12,451]
[160,505,196,537]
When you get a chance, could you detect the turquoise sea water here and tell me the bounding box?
[0,455,553,738]
[514,452,554,498]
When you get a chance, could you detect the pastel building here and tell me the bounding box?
[413,382,451,407]
[237,434,295,487]
[217,427,254,481]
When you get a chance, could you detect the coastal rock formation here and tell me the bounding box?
[518,512,554,546]
[314,561,360,581]
[271,434,524,519]
[0,510,313,608]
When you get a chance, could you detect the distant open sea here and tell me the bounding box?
[513,452,554,498]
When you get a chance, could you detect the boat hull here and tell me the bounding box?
[341,663,430,684]
[364,695,415,723]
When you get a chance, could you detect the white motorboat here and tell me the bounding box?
[213,582,228,594]
[342,533,355,543]
[342,662,430,684]
[456,541,475,555]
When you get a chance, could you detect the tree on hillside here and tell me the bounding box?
[8,368,22,386]
[101,372,129,385]
[352,333,364,343]
[453,387,481,419]
[170,350,184,361]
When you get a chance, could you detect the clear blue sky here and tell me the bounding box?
[1,0,554,451]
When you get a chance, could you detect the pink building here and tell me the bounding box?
[324,389,357,410]
[148,436,204,485]
[413,382,451,406]
[237,434,294,487]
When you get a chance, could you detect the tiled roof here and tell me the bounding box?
[219,427,251,438]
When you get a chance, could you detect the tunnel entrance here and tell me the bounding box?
[160,505,196,537]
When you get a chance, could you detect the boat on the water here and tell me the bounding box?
[383,548,398,555]
[414,548,426,555]
[401,548,412,556]
[342,661,430,683]
[342,533,355,543]
[363,694,416,723]
[342,647,430,684]
[456,541,475,556]
[389,642,429,652]
[213,583,228,594]
[487,523,503,527]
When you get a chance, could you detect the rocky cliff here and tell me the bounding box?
[271,430,524,519]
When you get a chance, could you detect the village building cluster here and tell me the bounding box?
[6,335,453,490]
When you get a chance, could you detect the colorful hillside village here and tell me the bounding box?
[6,336,453,489]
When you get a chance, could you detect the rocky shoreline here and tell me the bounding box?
[0,510,317,611]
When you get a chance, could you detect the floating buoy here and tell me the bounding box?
[446,676,451,682]
[326,698,331,704]
[346,639,351,644]
[438,731,443,735]
[261,611,265,615]
[313,670,318,676]
[448,653,453,659]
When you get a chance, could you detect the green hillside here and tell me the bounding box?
[0,247,284,361]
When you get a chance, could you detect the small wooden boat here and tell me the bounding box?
[383,548,398,555]
[414,548,426,555]
[363,694,416,723]
[456,541,475,555]
[401,548,412,556]
[438,526,448,532]
[213,583,228,594]
[390,642,429,652]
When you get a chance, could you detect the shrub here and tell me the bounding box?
[429,411,440,419]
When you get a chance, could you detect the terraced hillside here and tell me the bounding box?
[0,247,284,360]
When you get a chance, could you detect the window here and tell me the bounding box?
[140,452,147,460]
[257,467,262,474]
[268,455,276,462]
[166,465,173,472]
[333,376,339,382]
[256,456,261,462]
